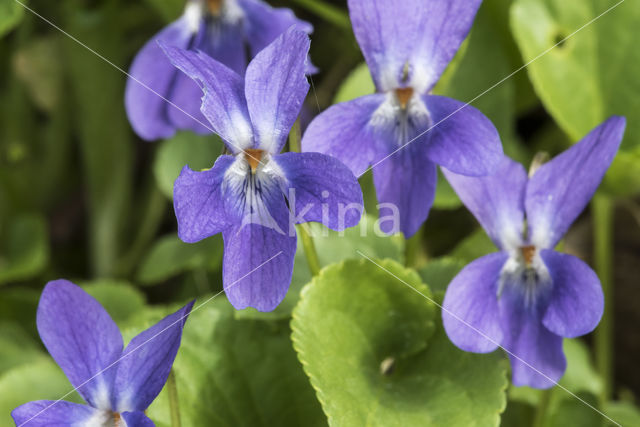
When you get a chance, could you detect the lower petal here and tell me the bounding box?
[274,152,364,231]
[499,286,566,389]
[373,143,437,237]
[541,250,604,338]
[121,411,155,427]
[12,401,107,426]
[173,155,235,243]
[302,94,387,177]
[423,95,503,176]
[222,222,296,312]
[442,252,507,353]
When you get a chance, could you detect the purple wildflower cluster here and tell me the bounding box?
[13,0,628,424]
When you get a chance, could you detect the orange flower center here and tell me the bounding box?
[395,87,414,110]
[520,245,536,266]
[207,0,223,15]
[244,149,265,173]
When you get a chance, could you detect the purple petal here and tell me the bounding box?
[274,152,364,231]
[121,411,156,427]
[125,16,199,141]
[238,0,315,73]
[37,280,122,408]
[499,286,566,389]
[222,181,296,312]
[526,116,626,248]
[443,157,527,250]
[423,95,503,176]
[174,155,235,243]
[442,252,507,353]
[541,250,603,338]
[222,222,297,312]
[12,401,104,426]
[302,94,387,177]
[199,20,247,74]
[347,0,480,92]
[373,143,437,237]
[244,27,310,154]
[160,43,253,152]
[113,301,195,412]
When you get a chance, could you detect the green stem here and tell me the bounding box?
[290,0,351,30]
[593,194,614,403]
[404,231,423,268]
[532,388,552,427]
[289,120,322,276]
[167,369,182,427]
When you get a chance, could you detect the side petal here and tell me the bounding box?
[526,116,626,248]
[12,401,106,426]
[442,252,507,353]
[423,95,503,176]
[121,411,155,427]
[274,152,364,231]
[499,286,566,389]
[125,16,197,141]
[244,27,310,154]
[113,301,195,412]
[174,155,235,243]
[160,43,253,152]
[373,143,437,237]
[37,280,122,409]
[347,0,480,92]
[443,157,527,250]
[301,94,387,177]
[541,250,604,338]
[238,0,315,73]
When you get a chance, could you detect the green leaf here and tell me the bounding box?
[145,299,326,427]
[418,257,466,295]
[603,401,640,426]
[292,259,508,426]
[236,215,404,320]
[0,214,49,285]
[136,233,223,285]
[143,0,183,22]
[450,228,497,264]
[548,392,602,427]
[333,63,375,104]
[0,288,39,332]
[511,0,640,193]
[0,0,24,38]
[0,321,42,374]
[0,357,83,426]
[154,131,224,199]
[79,280,146,326]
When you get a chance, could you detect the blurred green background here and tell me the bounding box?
[1,0,640,425]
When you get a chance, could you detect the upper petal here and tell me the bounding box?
[125,16,196,141]
[541,250,603,338]
[238,0,315,73]
[301,94,387,177]
[373,143,437,237]
[347,0,481,92]
[37,280,123,409]
[443,157,527,250]
[442,252,507,353]
[274,152,364,231]
[174,155,235,243]
[244,27,310,154]
[422,95,503,176]
[499,284,566,389]
[12,401,107,426]
[113,301,195,412]
[526,116,626,248]
[160,43,253,152]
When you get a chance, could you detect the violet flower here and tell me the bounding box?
[302,0,503,237]
[162,28,363,312]
[442,117,626,388]
[12,280,194,426]
[125,0,313,141]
